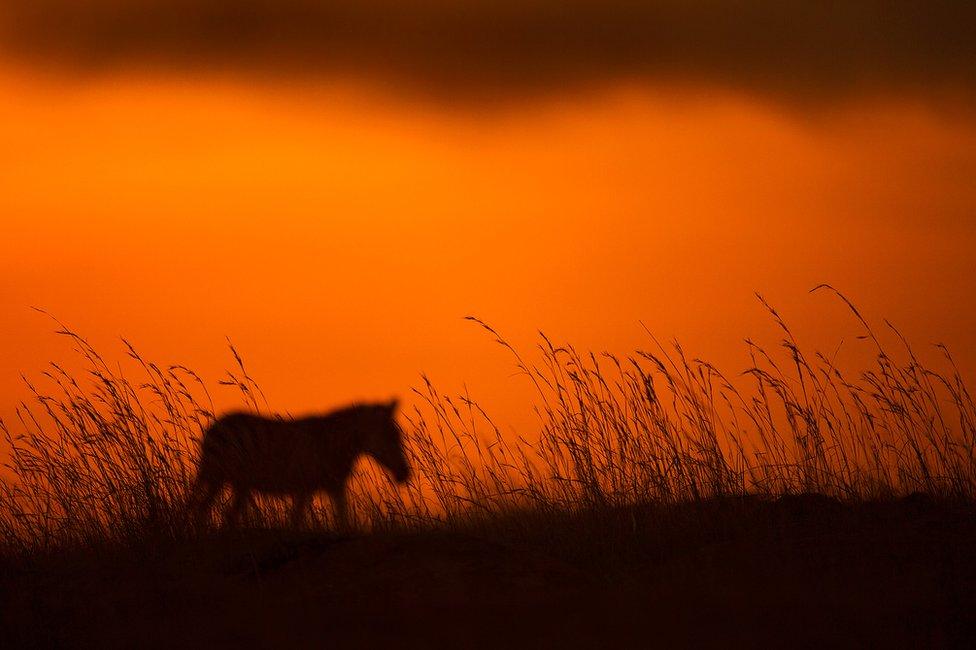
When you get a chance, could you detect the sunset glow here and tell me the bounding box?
[3,64,975,438]
[5,4,976,646]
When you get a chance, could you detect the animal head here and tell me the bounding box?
[362,399,411,484]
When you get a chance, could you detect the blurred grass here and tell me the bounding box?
[2,286,974,557]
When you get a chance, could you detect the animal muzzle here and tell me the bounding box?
[394,464,412,484]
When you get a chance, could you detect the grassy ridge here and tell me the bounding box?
[1,287,974,556]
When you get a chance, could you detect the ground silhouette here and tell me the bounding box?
[4,304,976,647]
[3,494,974,649]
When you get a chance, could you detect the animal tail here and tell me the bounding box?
[194,417,226,484]
[187,420,223,525]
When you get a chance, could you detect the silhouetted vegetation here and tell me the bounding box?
[2,288,975,647]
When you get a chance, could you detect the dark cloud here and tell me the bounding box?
[2,1,974,104]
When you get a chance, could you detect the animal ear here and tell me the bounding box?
[387,398,399,412]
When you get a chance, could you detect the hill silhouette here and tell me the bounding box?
[3,494,974,648]
[3,295,976,647]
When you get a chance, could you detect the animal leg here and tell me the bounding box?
[226,488,252,528]
[329,489,349,532]
[290,493,312,529]
[188,477,221,529]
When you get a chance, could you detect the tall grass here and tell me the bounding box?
[2,288,974,555]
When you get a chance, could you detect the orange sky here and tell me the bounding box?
[2,63,975,439]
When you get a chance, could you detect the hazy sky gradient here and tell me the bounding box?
[1,2,975,439]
